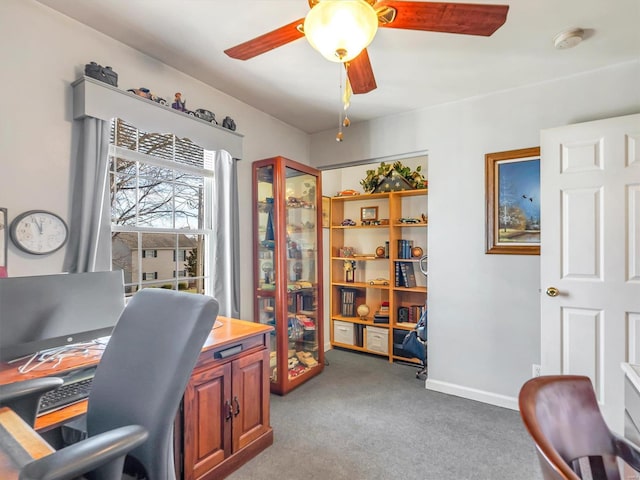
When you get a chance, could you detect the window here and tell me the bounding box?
[173,249,186,262]
[110,119,213,296]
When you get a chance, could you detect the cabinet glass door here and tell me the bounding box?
[255,165,277,376]
[284,167,320,379]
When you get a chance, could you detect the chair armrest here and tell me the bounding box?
[0,377,64,426]
[19,425,148,480]
[613,434,640,472]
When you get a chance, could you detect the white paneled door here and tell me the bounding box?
[540,113,640,433]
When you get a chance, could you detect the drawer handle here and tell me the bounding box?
[233,396,241,417]
[215,344,243,359]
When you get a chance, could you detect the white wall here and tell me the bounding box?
[311,61,640,407]
[0,0,310,321]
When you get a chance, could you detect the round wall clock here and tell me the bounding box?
[10,210,69,255]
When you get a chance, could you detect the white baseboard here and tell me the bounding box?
[425,378,519,411]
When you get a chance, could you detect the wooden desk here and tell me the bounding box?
[0,317,274,480]
[0,407,54,479]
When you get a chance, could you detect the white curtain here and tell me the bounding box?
[63,118,240,318]
[63,117,111,273]
[211,151,240,318]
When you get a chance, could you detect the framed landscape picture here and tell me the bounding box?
[485,147,541,255]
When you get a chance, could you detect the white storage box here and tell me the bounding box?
[366,326,389,354]
[334,320,355,346]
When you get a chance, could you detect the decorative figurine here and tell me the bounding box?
[127,87,168,106]
[222,116,237,131]
[344,260,356,283]
[84,61,118,86]
[172,92,186,111]
[194,109,217,124]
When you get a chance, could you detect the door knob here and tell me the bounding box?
[546,287,560,297]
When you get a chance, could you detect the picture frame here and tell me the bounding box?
[360,206,378,222]
[322,196,330,228]
[485,147,540,255]
[0,208,7,277]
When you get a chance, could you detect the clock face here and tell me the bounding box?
[10,210,69,255]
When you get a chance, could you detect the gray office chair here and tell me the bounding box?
[0,376,63,425]
[1,288,219,480]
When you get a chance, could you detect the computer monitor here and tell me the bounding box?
[0,270,125,361]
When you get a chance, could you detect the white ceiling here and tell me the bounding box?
[37,0,639,134]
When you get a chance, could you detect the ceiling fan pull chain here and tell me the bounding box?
[343,73,352,128]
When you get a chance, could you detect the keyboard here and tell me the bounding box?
[37,368,96,415]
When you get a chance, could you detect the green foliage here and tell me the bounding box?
[360,161,427,193]
[186,248,198,278]
[161,283,174,289]
[178,282,188,290]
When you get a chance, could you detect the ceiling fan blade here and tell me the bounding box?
[346,49,377,94]
[224,18,305,60]
[375,1,509,36]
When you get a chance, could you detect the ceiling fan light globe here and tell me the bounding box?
[304,0,378,63]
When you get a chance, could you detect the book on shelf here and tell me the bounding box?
[406,304,426,323]
[396,262,417,288]
[354,324,365,347]
[405,262,417,288]
[397,239,414,259]
[373,312,389,324]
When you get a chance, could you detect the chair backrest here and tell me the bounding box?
[519,375,620,480]
[86,288,219,480]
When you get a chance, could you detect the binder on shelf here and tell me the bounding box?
[340,287,357,317]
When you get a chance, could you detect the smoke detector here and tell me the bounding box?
[554,28,585,49]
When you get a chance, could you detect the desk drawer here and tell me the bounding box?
[196,335,266,370]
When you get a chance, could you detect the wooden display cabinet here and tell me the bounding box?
[252,156,324,395]
[329,189,427,364]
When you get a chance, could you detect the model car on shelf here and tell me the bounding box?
[398,217,421,224]
[194,108,218,124]
[369,278,390,286]
[341,219,356,226]
[336,189,360,196]
[127,87,168,106]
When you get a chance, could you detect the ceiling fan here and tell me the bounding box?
[224,0,510,95]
